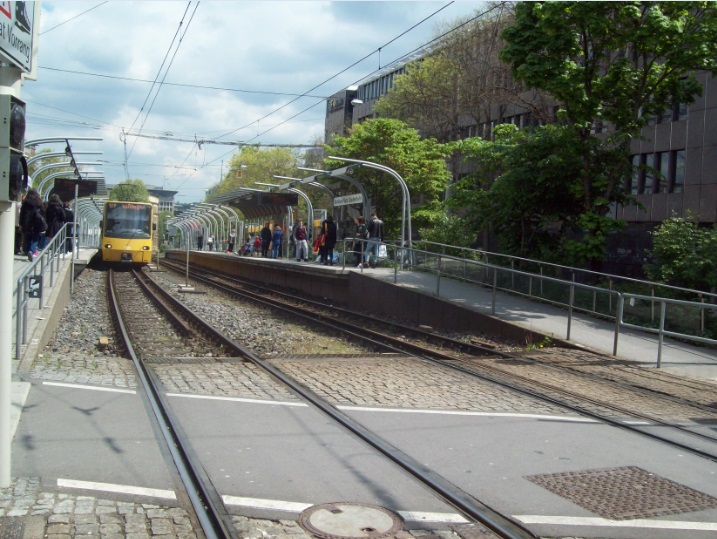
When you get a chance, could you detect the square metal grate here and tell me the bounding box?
[526,466,717,520]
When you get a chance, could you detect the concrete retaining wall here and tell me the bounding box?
[167,251,547,346]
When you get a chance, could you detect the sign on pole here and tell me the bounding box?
[334,193,363,206]
[0,1,35,73]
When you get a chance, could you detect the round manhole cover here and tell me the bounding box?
[298,502,404,539]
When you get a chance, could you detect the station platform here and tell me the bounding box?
[167,250,717,383]
[9,248,717,434]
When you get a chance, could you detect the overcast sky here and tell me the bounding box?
[22,1,486,202]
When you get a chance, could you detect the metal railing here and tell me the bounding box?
[13,224,74,361]
[341,239,717,366]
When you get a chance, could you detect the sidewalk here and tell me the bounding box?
[10,248,97,443]
[362,266,717,382]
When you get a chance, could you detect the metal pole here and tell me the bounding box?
[657,301,667,368]
[567,282,575,340]
[0,200,14,486]
[70,184,78,293]
[436,255,441,297]
[492,267,498,316]
[613,294,623,356]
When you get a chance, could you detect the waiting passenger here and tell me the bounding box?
[271,224,283,258]
[19,189,45,261]
[322,215,338,266]
[294,219,309,262]
[227,229,236,253]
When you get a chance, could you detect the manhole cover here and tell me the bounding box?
[298,502,403,539]
[526,466,717,520]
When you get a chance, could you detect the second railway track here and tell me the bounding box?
[157,258,717,461]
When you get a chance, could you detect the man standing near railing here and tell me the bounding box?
[364,211,385,269]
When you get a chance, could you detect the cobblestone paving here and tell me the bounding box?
[1,479,492,539]
[0,478,198,538]
[152,361,299,401]
[30,352,137,389]
[268,356,570,415]
[465,354,717,423]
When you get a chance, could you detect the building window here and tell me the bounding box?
[659,105,674,124]
[656,152,669,193]
[677,101,688,121]
[627,155,639,195]
[642,153,654,194]
[671,149,685,193]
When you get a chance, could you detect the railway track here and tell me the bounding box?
[107,267,539,539]
[108,269,236,539]
[158,258,717,462]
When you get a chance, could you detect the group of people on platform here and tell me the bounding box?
[195,212,385,268]
[16,189,75,262]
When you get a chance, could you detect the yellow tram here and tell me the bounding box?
[100,200,157,264]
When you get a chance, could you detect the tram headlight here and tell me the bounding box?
[142,246,150,250]
[104,243,112,249]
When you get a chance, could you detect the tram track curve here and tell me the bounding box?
[157,258,717,462]
[107,268,539,539]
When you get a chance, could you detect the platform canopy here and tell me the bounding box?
[209,187,299,219]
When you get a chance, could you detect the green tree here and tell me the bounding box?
[450,124,590,260]
[210,146,300,198]
[327,118,450,239]
[645,214,717,293]
[28,148,76,191]
[375,3,552,142]
[158,210,173,251]
[110,179,149,202]
[500,1,717,261]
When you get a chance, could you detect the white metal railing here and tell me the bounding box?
[412,239,717,304]
[13,223,74,361]
[341,239,717,366]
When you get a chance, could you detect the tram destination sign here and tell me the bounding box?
[257,192,298,206]
[53,178,98,201]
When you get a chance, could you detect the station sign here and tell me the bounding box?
[0,2,36,73]
[27,274,41,298]
[334,193,363,206]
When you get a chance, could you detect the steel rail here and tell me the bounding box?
[160,259,717,463]
[108,270,235,539]
[142,266,537,539]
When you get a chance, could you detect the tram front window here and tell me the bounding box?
[104,204,152,239]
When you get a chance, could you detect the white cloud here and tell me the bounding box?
[23,1,485,201]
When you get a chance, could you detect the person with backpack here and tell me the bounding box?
[364,211,385,268]
[321,215,338,266]
[354,216,369,268]
[45,194,66,242]
[19,189,46,261]
[63,201,75,254]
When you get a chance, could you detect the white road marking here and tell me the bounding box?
[222,495,312,512]
[397,511,468,523]
[167,392,587,421]
[166,393,306,407]
[221,496,467,523]
[342,406,594,422]
[515,515,717,531]
[43,381,135,394]
[57,478,176,500]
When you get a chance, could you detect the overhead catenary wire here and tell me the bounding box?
[126,2,200,168]
[205,1,508,168]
